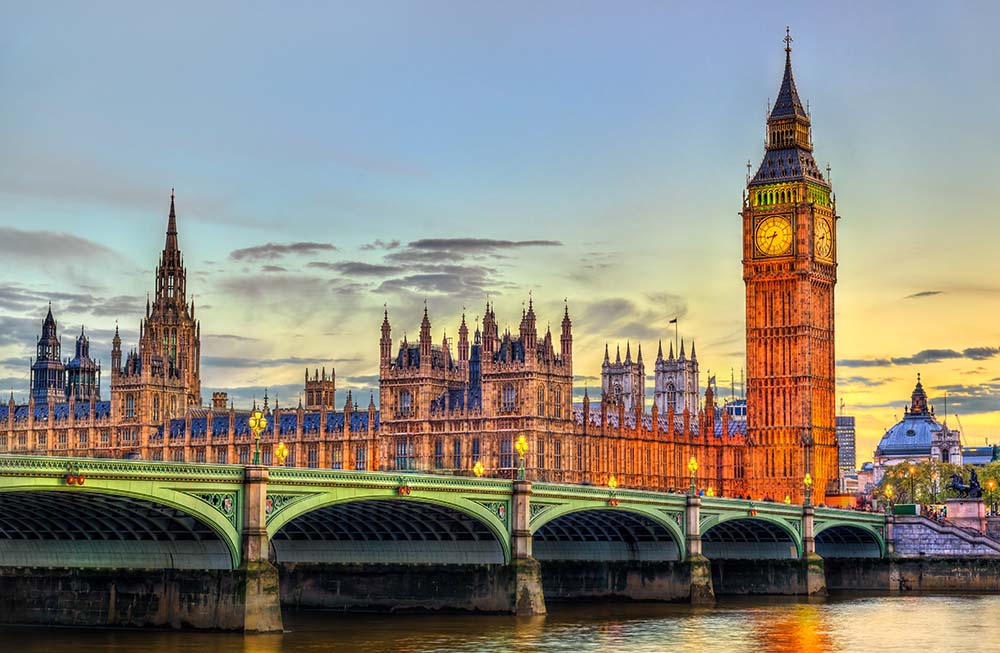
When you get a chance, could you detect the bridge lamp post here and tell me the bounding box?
[908,465,917,503]
[515,434,529,481]
[987,479,997,515]
[249,408,267,466]
[473,459,485,478]
[275,441,289,466]
[688,456,698,496]
[804,472,813,507]
[884,483,895,513]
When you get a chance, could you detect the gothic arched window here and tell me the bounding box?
[537,387,545,416]
[502,384,516,413]
[553,388,562,418]
[399,390,412,417]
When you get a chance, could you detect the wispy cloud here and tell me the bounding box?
[229,241,337,261]
[307,261,403,276]
[0,228,118,261]
[905,290,943,299]
[838,347,1000,368]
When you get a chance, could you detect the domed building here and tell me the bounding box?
[874,375,961,479]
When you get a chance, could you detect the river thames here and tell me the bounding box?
[1,594,998,653]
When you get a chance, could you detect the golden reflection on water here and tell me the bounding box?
[750,603,833,653]
[3,595,1000,653]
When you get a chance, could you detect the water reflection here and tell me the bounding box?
[2,595,1000,652]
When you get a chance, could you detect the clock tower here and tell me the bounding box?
[743,31,838,503]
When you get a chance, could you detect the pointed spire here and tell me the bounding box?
[669,341,674,360]
[657,340,663,361]
[769,27,807,121]
[615,344,621,364]
[625,341,632,364]
[679,339,686,359]
[604,342,610,363]
[691,340,697,360]
[165,189,179,251]
[637,343,643,364]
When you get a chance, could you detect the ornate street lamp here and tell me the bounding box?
[987,479,997,515]
[608,475,618,489]
[884,483,895,512]
[473,459,485,478]
[909,464,917,503]
[688,456,698,495]
[248,408,267,466]
[515,434,529,480]
[275,442,289,466]
[804,472,813,507]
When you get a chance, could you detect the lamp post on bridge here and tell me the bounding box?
[804,472,813,507]
[688,456,698,496]
[249,407,267,466]
[515,434,529,481]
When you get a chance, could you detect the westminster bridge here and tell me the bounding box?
[0,454,909,631]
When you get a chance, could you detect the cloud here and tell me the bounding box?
[0,228,118,261]
[576,295,688,341]
[387,238,562,264]
[229,242,337,261]
[360,239,401,251]
[307,261,403,277]
[261,265,287,273]
[202,355,361,369]
[837,375,896,387]
[838,347,1000,368]
[905,290,943,299]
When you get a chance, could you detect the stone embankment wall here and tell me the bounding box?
[539,561,691,602]
[280,563,517,612]
[0,567,255,629]
[893,516,1000,557]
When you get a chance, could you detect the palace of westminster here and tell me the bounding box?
[0,39,841,503]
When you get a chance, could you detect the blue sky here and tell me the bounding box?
[2,2,1000,460]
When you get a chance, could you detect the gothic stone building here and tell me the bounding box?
[1,38,841,501]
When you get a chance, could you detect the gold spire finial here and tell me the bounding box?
[784,26,793,55]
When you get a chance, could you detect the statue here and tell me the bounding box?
[947,471,983,499]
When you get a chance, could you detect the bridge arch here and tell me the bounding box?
[814,522,884,558]
[0,484,241,569]
[530,505,685,562]
[268,492,510,564]
[701,515,802,559]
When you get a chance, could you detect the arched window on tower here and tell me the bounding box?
[167,274,175,298]
[553,387,562,418]
[399,390,412,417]
[153,395,160,422]
[125,394,135,419]
[502,384,516,413]
[537,387,545,417]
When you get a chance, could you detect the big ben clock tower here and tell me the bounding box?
[743,30,838,503]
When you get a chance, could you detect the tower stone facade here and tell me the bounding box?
[111,192,202,452]
[601,343,644,413]
[743,34,838,502]
[653,340,699,419]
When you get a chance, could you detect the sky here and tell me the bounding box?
[1,1,999,464]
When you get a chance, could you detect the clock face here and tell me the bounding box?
[754,215,793,257]
[814,217,833,259]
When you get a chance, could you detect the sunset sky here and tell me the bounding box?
[1,2,999,462]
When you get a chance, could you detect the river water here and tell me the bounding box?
[2,594,998,652]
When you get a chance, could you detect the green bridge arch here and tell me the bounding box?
[0,480,243,569]
[700,512,803,559]
[265,488,513,564]
[529,503,687,561]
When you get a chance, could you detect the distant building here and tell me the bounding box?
[874,375,962,481]
[962,445,999,466]
[836,415,856,474]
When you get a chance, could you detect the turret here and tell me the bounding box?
[380,307,392,366]
[458,312,469,363]
[560,301,572,365]
[419,304,432,364]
